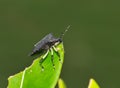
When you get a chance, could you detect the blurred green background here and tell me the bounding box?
[0,0,120,88]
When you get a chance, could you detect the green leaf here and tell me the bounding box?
[7,43,64,88]
[88,78,100,88]
[58,78,67,88]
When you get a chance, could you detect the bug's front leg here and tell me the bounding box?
[52,46,62,64]
[39,50,49,71]
[50,48,55,69]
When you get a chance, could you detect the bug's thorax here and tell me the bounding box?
[29,25,70,56]
[47,38,62,48]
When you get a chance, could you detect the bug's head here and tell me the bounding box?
[49,25,70,46]
[48,38,62,47]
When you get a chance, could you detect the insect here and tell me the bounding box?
[29,25,70,70]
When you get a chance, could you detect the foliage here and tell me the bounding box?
[8,43,64,88]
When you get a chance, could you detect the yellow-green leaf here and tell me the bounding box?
[58,78,67,88]
[88,78,100,88]
[8,43,64,88]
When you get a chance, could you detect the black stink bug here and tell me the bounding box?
[29,25,70,70]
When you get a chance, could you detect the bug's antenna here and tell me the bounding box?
[60,25,71,39]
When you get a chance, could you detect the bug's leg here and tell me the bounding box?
[50,48,55,69]
[39,50,49,71]
[52,46,62,63]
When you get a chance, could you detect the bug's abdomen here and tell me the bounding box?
[29,46,43,56]
[29,43,49,56]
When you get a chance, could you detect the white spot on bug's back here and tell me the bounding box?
[34,41,41,47]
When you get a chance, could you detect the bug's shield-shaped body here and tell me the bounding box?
[29,33,62,56]
[29,25,70,70]
[29,26,70,70]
